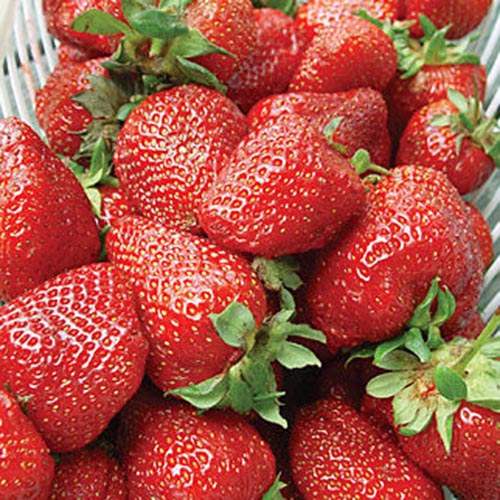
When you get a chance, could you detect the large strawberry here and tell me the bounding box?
[118,387,278,499]
[289,397,444,499]
[306,164,484,353]
[0,117,100,302]
[198,113,367,258]
[247,87,393,166]
[289,15,398,93]
[396,89,499,195]
[113,84,247,233]
[0,262,148,452]
[0,388,55,500]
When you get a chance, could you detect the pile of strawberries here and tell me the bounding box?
[1,0,499,498]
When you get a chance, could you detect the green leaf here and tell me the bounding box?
[430,115,453,128]
[85,187,102,218]
[253,396,287,428]
[347,345,376,364]
[481,337,500,358]
[169,373,228,409]
[432,286,456,327]
[279,288,296,313]
[434,365,468,401]
[228,375,254,414]
[71,9,132,35]
[210,302,256,349]
[407,277,440,329]
[274,323,326,343]
[172,28,234,59]
[366,372,414,398]
[275,341,322,370]
[373,335,407,365]
[261,475,287,500]
[128,10,188,40]
[174,56,227,93]
[374,349,420,371]
[398,402,435,436]
[447,88,469,113]
[435,398,460,454]
[404,328,431,363]
[252,256,302,292]
[392,385,420,427]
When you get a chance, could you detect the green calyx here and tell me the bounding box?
[262,475,287,500]
[251,0,296,16]
[169,299,326,428]
[351,277,500,454]
[430,88,500,166]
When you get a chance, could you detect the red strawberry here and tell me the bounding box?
[289,397,444,499]
[96,185,137,232]
[198,113,366,258]
[185,0,257,83]
[465,201,494,271]
[289,15,398,93]
[118,392,277,499]
[113,84,247,234]
[0,117,100,302]
[226,8,307,113]
[49,447,127,499]
[396,90,498,194]
[0,262,148,452]
[295,0,400,41]
[0,388,55,500]
[57,43,100,64]
[42,0,126,55]
[306,165,484,352]
[247,87,392,166]
[402,0,493,39]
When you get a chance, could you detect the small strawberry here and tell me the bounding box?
[226,7,307,113]
[0,262,149,452]
[289,15,398,93]
[199,113,367,258]
[306,165,484,352]
[113,84,247,233]
[118,389,277,499]
[0,117,100,302]
[247,87,393,166]
[0,388,55,500]
[289,397,444,499]
[396,89,499,194]
[49,447,127,499]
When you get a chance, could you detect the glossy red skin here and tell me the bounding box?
[185,0,256,83]
[226,8,307,113]
[306,165,484,352]
[106,215,267,392]
[248,87,392,166]
[464,201,494,271]
[49,447,127,500]
[289,16,398,94]
[0,117,100,302]
[36,58,108,158]
[397,99,495,195]
[113,84,247,234]
[0,389,55,500]
[42,0,125,55]
[384,64,487,140]
[402,0,493,39]
[0,263,148,452]
[57,43,100,64]
[289,398,444,499]
[199,113,367,258]
[295,0,399,41]
[96,185,137,232]
[118,395,276,499]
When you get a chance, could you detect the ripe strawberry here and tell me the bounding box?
[49,447,127,499]
[226,7,307,113]
[465,201,494,271]
[306,165,484,352]
[0,262,148,452]
[96,185,137,232]
[289,397,444,499]
[0,388,55,500]
[402,0,493,39]
[396,90,499,194]
[42,0,126,55]
[57,43,100,64]
[295,0,400,41]
[0,117,100,302]
[113,84,247,234]
[118,390,277,499]
[247,87,392,166]
[289,15,398,93]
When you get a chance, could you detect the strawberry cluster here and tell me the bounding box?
[1,0,499,498]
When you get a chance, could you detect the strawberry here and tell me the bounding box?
[226,7,307,113]
[306,165,484,352]
[289,397,444,499]
[289,15,398,93]
[295,0,400,42]
[0,388,55,500]
[113,84,247,234]
[198,113,366,258]
[118,389,277,499]
[396,89,499,195]
[402,0,493,39]
[0,262,148,452]
[96,185,137,232]
[49,447,127,499]
[0,117,100,302]
[42,0,126,55]
[465,201,494,271]
[247,87,393,166]
[57,43,100,64]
